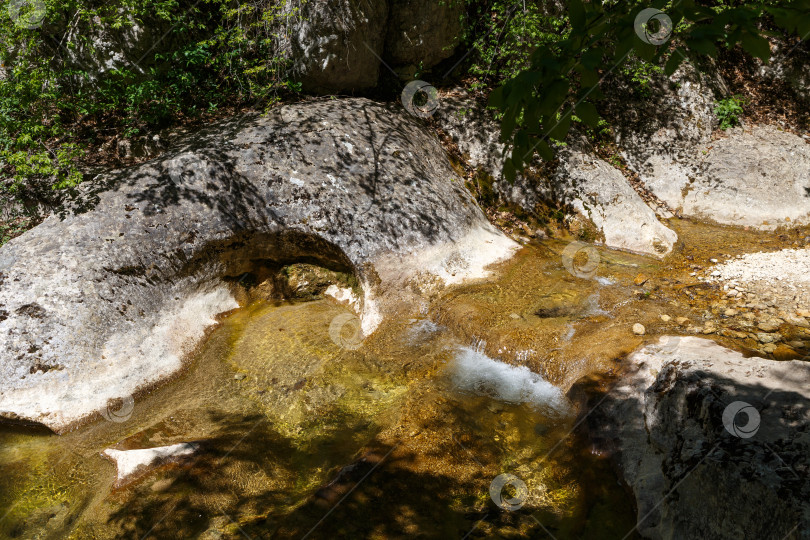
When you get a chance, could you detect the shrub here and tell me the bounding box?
[714,95,745,130]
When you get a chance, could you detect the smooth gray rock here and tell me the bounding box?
[612,64,810,230]
[683,125,810,230]
[591,336,810,540]
[290,0,388,93]
[611,65,719,218]
[553,147,677,257]
[0,97,515,433]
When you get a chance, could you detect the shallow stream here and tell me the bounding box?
[1,218,807,539]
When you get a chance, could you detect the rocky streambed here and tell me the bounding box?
[0,96,809,540]
[1,218,808,539]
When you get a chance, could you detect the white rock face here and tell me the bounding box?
[591,336,810,539]
[557,150,678,258]
[435,91,676,258]
[612,65,810,230]
[679,126,810,229]
[103,443,198,486]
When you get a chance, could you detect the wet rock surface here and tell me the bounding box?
[0,97,515,433]
[103,442,199,487]
[591,336,810,540]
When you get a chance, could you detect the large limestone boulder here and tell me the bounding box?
[590,336,810,539]
[629,124,810,230]
[553,148,678,257]
[610,64,810,230]
[610,66,719,218]
[0,98,516,433]
[289,0,388,93]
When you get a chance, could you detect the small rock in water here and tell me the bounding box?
[660,314,671,322]
[710,258,719,263]
[758,321,780,332]
[632,323,646,335]
[234,373,246,380]
[634,274,648,286]
[509,313,521,320]
[773,344,799,361]
[724,308,738,317]
[676,317,689,326]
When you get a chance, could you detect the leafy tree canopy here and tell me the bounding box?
[489,0,810,181]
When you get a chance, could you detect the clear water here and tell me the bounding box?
[4,220,805,539]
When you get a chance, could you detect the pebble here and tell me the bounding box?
[632,323,646,335]
[660,314,671,322]
[509,313,521,319]
[234,373,246,380]
[797,309,810,318]
[676,316,689,326]
[757,333,775,344]
[634,274,648,286]
[757,321,780,332]
[723,308,738,317]
[710,258,719,263]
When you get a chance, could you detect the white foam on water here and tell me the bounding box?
[406,319,440,344]
[584,292,608,316]
[450,347,570,415]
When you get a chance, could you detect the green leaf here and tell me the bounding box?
[503,158,516,183]
[569,0,586,31]
[535,140,554,161]
[575,102,600,129]
[664,49,686,76]
[740,32,771,61]
[547,110,572,141]
[686,37,717,57]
